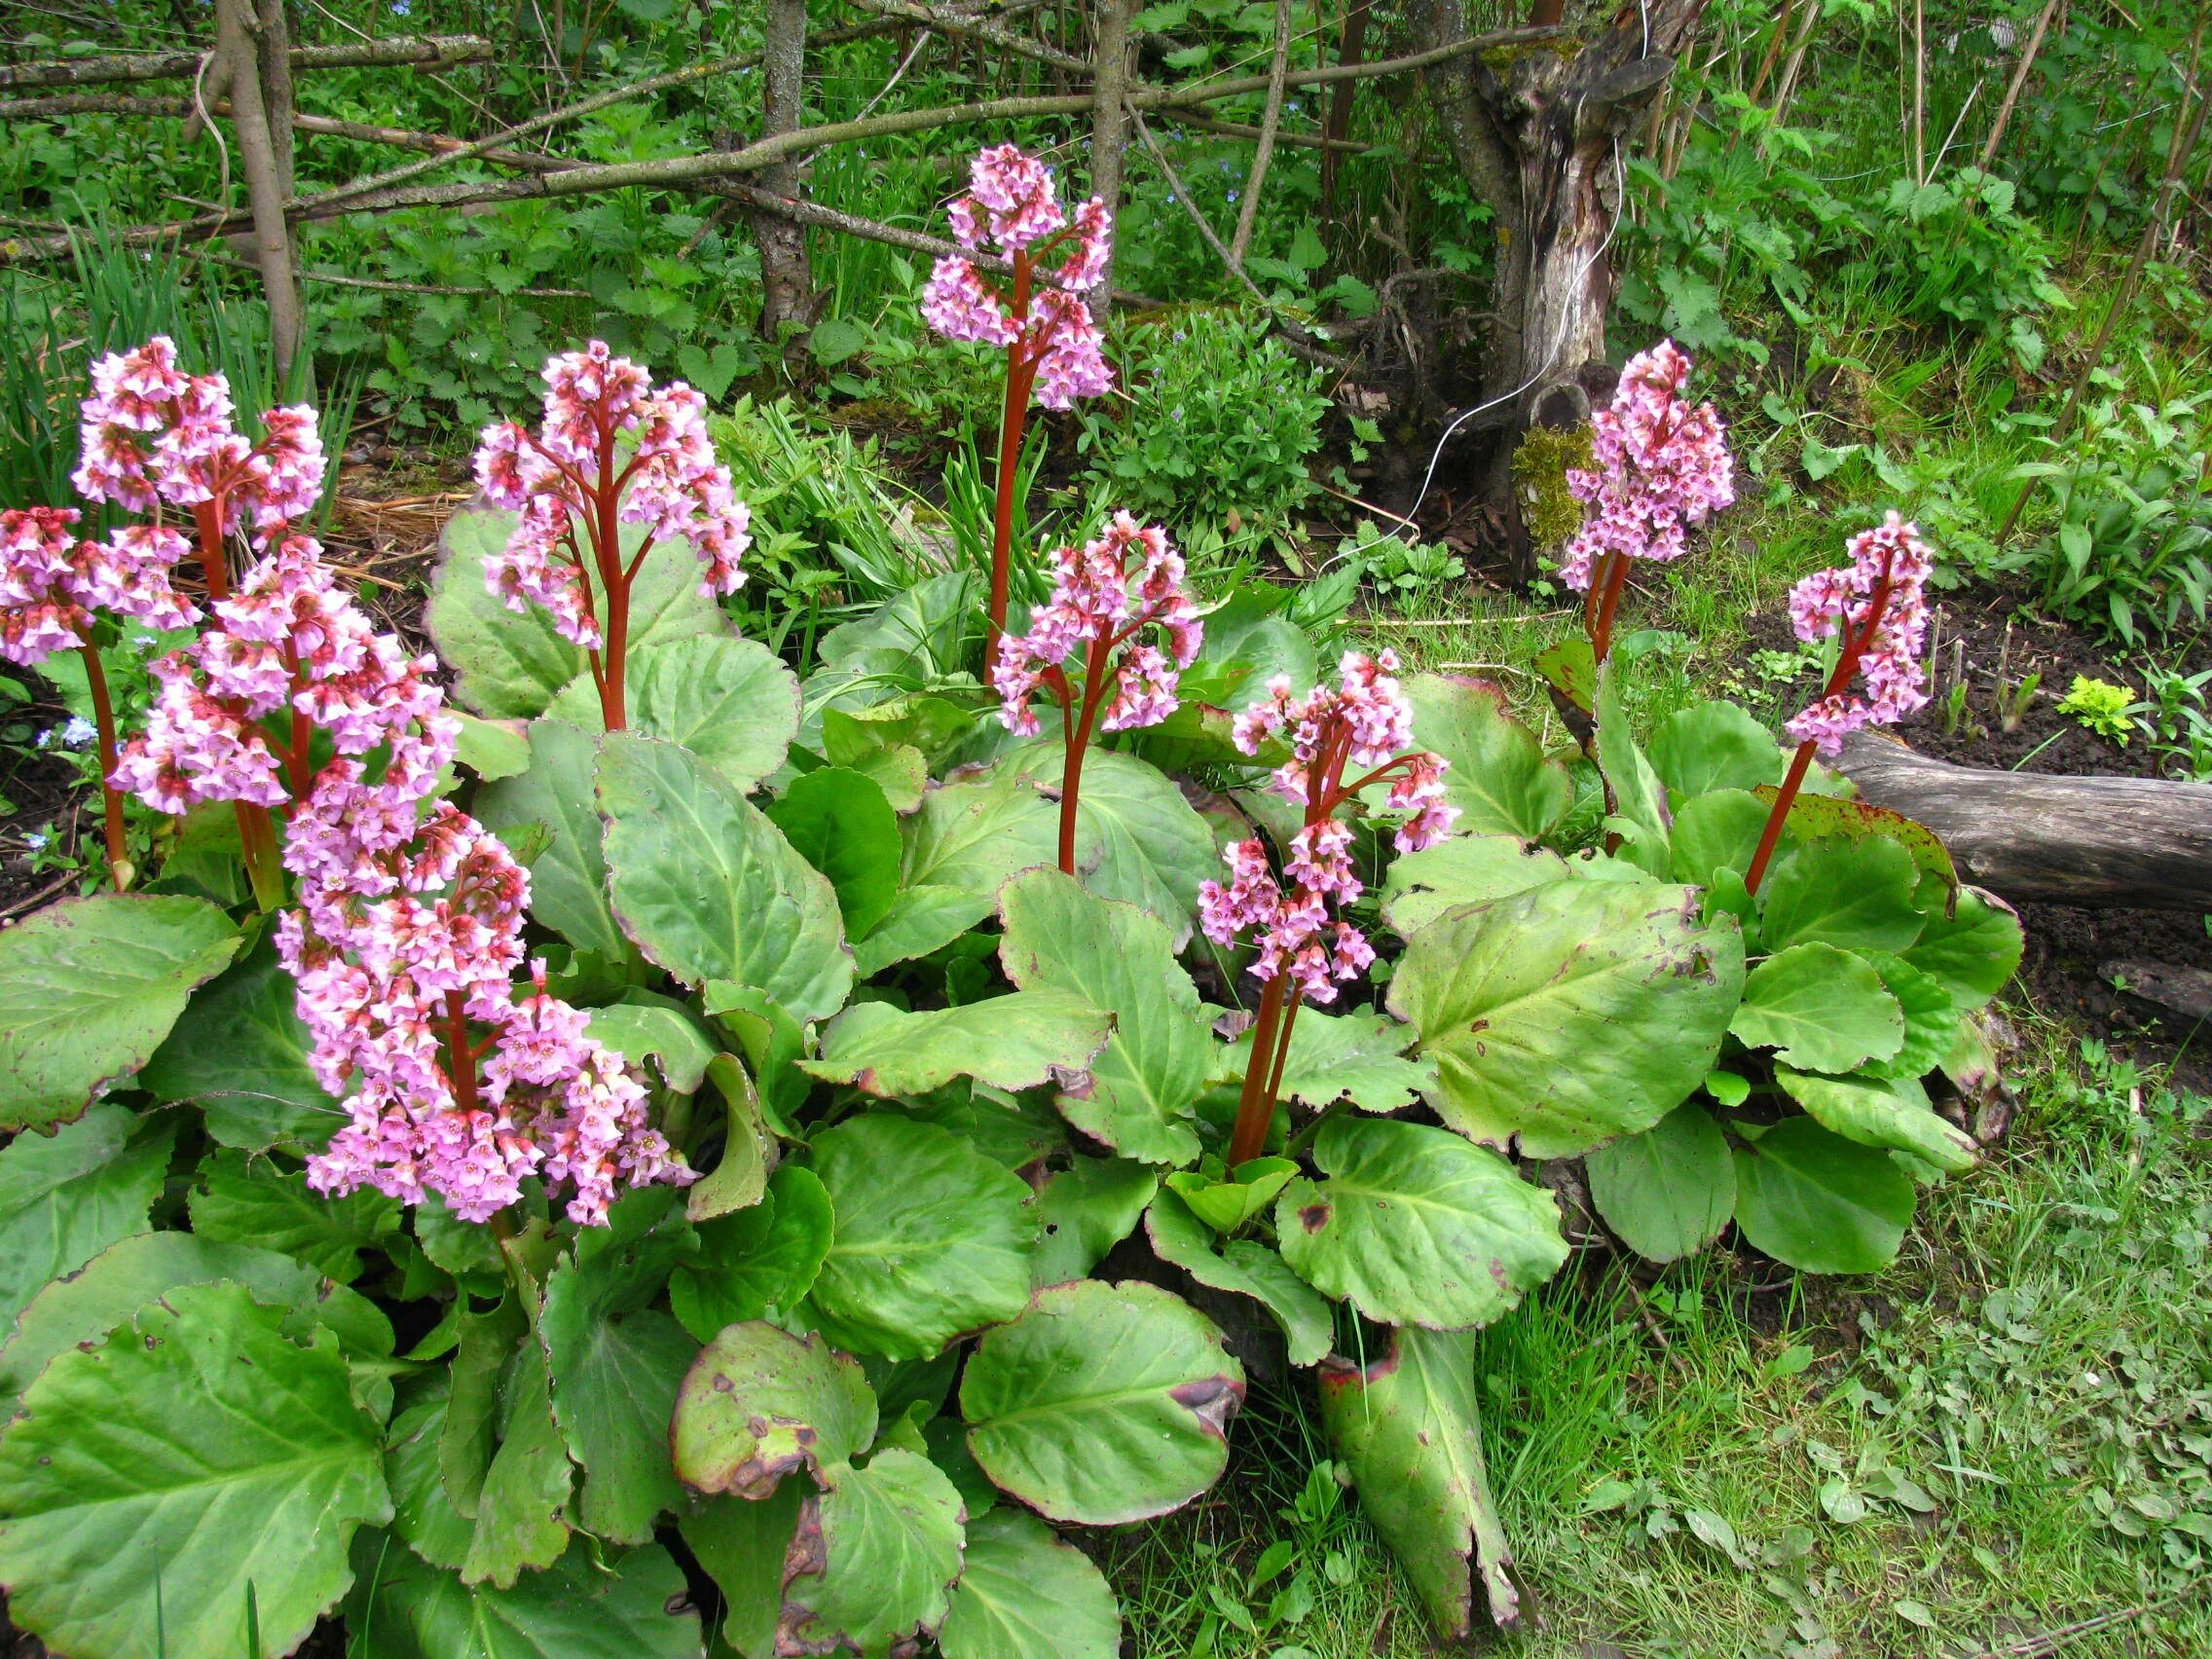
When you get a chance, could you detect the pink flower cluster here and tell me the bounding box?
[1783,512,1935,756]
[0,506,196,666]
[921,144,1114,409]
[473,341,751,648]
[992,512,1201,736]
[73,336,324,538]
[1559,340,1736,590]
[1200,651,1456,1004]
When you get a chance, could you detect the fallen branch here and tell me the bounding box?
[0,34,492,91]
[199,252,588,299]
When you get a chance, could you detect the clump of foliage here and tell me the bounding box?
[2057,672,2141,744]
[1077,308,1329,555]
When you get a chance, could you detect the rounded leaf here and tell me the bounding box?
[0,1103,173,1335]
[1731,1118,1915,1274]
[1585,1104,1736,1263]
[673,1322,876,1499]
[799,991,1113,1099]
[548,633,799,793]
[476,719,636,964]
[1649,701,1789,797]
[346,1536,700,1659]
[939,1508,1122,1659]
[1405,674,1572,837]
[1732,942,1906,1074]
[782,1449,966,1656]
[1380,832,1569,937]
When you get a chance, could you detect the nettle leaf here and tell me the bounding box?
[1775,1067,1977,1172]
[547,633,800,793]
[782,1449,966,1655]
[187,1148,400,1283]
[1649,701,1789,797]
[962,1279,1243,1525]
[140,937,345,1152]
[767,766,903,939]
[1756,836,1925,953]
[1732,942,1906,1074]
[1390,880,1744,1158]
[1223,1006,1436,1113]
[680,1483,804,1657]
[599,732,854,1020]
[1320,1327,1521,1639]
[1034,1157,1160,1290]
[477,719,639,965]
[1276,1118,1566,1331]
[0,893,240,1132]
[1380,832,1570,936]
[800,991,1113,1098]
[997,867,1211,1164]
[0,1103,172,1336]
[541,1190,699,1544]
[940,1507,1122,1659]
[803,1116,1036,1360]
[852,885,997,977]
[0,1281,390,1659]
[900,765,1061,901]
[1858,950,1958,1081]
[1406,673,1571,838]
[1001,746,1217,943]
[428,500,726,719]
[1901,886,2022,1010]
[1667,788,1772,890]
[1731,1117,1915,1273]
[347,1534,700,1659]
[1586,1104,1736,1263]
[672,1163,832,1341]
[1144,1188,1333,1366]
[0,1232,393,1404]
[672,1322,875,1498]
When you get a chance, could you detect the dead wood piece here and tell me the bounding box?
[0,35,493,92]
[2100,962,2212,1029]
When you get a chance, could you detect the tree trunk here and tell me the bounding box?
[214,0,304,387]
[1407,0,1706,580]
[750,0,816,342]
[1086,0,1140,317]
[256,0,296,202]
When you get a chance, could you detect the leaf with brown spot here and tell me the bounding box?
[671,1323,875,1500]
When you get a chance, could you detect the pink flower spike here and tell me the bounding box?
[1781,513,1935,756]
[1559,339,1735,592]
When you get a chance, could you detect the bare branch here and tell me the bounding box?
[1229,0,1293,263]
[0,34,492,91]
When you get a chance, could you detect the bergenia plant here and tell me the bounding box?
[922,142,1114,653]
[0,507,196,887]
[993,511,1202,871]
[113,535,451,910]
[1205,649,1456,1165]
[1561,339,1734,663]
[1745,512,1934,892]
[473,341,752,729]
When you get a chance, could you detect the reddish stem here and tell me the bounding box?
[77,640,129,888]
[592,416,631,730]
[1056,633,1113,874]
[191,501,230,601]
[445,989,482,1115]
[1228,973,1289,1166]
[1590,552,1633,663]
[984,251,1040,664]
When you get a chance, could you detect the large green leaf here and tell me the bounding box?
[1319,1327,1521,1637]
[0,1281,390,1659]
[851,885,997,977]
[0,894,239,1132]
[139,938,344,1152]
[1900,886,2023,1010]
[1379,831,1570,936]
[346,1536,700,1659]
[1731,1118,1915,1273]
[680,1484,804,1658]
[187,1148,400,1282]
[1275,1118,1566,1331]
[940,1508,1122,1659]
[461,1345,574,1588]
[670,1163,832,1342]
[540,1191,699,1544]
[1405,674,1571,838]
[1222,1007,1436,1114]
[1389,880,1744,1158]
[1001,745,1218,943]
[1649,701,1788,797]
[476,719,637,964]
[673,1322,875,1498]
[383,1373,474,1569]
[997,867,1211,1164]
[766,766,903,939]
[0,1232,392,1403]
[546,633,799,793]
[1732,942,1905,1074]
[900,765,1061,900]
[800,991,1113,1098]
[1858,949,1958,1082]
[1145,1188,1333,1366]
[0,1103,172,1337]
[782,1449,966,1655]
[428,500,726,719]
[802,1116,1037,1359]
[1756,837,1925,953]
[962,1279,1242,1525]
[1666,788,1772,890]
[1775,1067,1977,1172]
[584,1000,717,1094]
[1594,657,1672,874]
[1585,1104,1736,1263]
[800,571,979,737]
[1033,1157,1160,1289]
[598,732,854,1020]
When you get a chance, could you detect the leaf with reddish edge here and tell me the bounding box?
[798,991,1113,1099]
[1144,1188,1333,1366]
[1533,637,1595,715]
[671,1322,875,1500]
[780,1449,966,1657]
[1403,673,1572,839]
[1751,782,1961,907]
[939,1508,1123,1659]
[1320,1326,1524,1638]
[961,1279,1243,1526]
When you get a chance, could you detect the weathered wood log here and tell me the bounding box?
[1835,729,2212,912]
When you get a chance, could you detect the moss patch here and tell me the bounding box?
[1512,424,1595,549]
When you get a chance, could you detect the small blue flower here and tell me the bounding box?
[23,830,48,852]
[60,717,95,749]
[33,727,54,749]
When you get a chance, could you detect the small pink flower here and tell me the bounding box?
[1559,340,1735,591]
[0,505,198,668]
[1782,513,1935,756]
